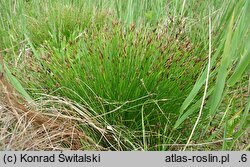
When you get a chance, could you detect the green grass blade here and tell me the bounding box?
[228,45,250,86]
[208,12,235,118]
[174,89,213,129]
[1,61,33,103]
[178,69,207,115]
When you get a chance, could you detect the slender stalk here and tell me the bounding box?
[183,9,212,151]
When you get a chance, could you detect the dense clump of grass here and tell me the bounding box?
[0,0,249,150]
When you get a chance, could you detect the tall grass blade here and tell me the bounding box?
[208,12,235,118]
[228,49,250,86]
[0,59,33,103]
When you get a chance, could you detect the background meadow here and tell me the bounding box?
[0,0,249,150]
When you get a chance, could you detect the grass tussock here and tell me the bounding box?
[0,0,249,150]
